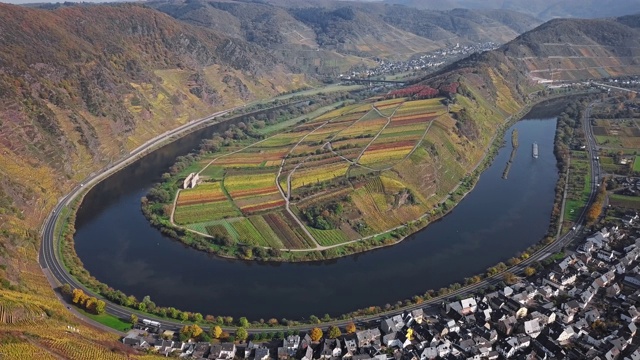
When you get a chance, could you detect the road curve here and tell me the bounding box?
[38,100,602,335]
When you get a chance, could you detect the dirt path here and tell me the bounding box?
[275,122,332,248]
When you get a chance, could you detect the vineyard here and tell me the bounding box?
[167,83,511,252]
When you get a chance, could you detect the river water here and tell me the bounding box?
[74,109,558,319]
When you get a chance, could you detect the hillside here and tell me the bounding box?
[499,15,640,82]
[383,0,640,21]
[0,3,306,358]
[147,0,542,67]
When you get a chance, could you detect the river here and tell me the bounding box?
[74,108,559,319]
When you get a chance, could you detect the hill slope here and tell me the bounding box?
[0,3,306,357]
[383,0,640,21]
[147,0,542,67]
[499,15,640,82]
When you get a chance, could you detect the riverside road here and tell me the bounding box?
[39,98,604,335]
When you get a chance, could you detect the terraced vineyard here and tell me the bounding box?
[165,81,519,253]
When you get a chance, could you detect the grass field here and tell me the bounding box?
[634,156,640,172]
[563,158,591,223]
[610,194,640,209]
[80,310,132,332]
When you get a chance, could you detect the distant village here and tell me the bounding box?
[339,42,499,81]
[122,209,640,359]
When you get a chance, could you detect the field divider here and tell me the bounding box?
[275,122,333,248]
[348,104,401,175]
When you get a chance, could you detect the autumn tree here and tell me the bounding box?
[503,272,517,285]
[345,322,356,334]
[268,318,279,326]
[327,326,341,339]
[236,327,248,342]
[130,314,138,325]
[180,324,204,341]
[94,299,107,314]
[524,267,536,277]
[310,327,323,342]
[211,325,223,339]
[72,288,85,304]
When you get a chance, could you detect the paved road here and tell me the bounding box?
[38,100,603,336]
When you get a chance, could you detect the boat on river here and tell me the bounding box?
[532,142,539,158]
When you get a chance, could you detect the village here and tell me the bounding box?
[121,203,640,360]
[339,42,499,81]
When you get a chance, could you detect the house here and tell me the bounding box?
[302,346,314,360]
[524,319,542,339]
[596,250,615,262]
[343,338,357,355]
[585,309,601,323]
[497,316,517,336]
[607,283,622,297]
[381,315,405,334]
[221,343,237,359]
[547,323,575,345]
[420,346,438,360]
[193,342,211,359]
[320,339,342,359]
[622,213,638,225]
[625,275,640,289]
[277,347,288,360]
[255,346,270,360]
[283,335,301,356]
[356,329,381,348]
[621,306,640,323]
[460,298,478,315]
[411,309,424,324]
[122,330,148,347]
[383,332,402,348]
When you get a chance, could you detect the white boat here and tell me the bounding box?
[532,142,538,158]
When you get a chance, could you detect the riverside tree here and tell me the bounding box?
[310,327,323,342]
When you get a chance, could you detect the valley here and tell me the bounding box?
[1,1,640,359]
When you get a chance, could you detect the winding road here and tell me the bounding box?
[38,98,604,336]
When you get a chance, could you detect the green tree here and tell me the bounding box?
[224,316,233,325]
[236,327,248,342]
[193,313,203,322]
[327,326,341,339]
[130,314,138,325]
[61,283,72,297]
[309,315,320,324]
[179,311,189,322]
[239,317,249,327]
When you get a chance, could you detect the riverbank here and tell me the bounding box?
[63,88,592,324]
[139,89,591,263]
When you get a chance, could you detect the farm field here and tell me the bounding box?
[593,118,640,148]
[164,82,515,253]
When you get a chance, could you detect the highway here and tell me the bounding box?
[39,99,603,336]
